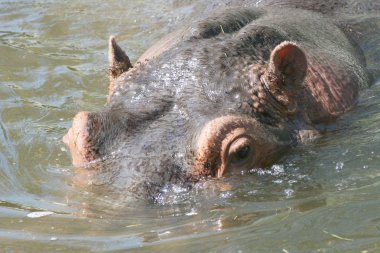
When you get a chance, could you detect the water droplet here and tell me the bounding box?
[272,165,285,175]
[284,188,294,198]
[185,208,198,216]
[27,211,54,218]
[335,161,344,171]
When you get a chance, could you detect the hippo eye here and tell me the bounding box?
[227,137,254,167]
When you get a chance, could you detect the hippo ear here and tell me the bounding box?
[108,36,133,79]
[268,41,307,86]
[261,42,307,116]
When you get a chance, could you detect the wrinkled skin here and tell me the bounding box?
[63,0,379,199]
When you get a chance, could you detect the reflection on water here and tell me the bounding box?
[0,0,380,252]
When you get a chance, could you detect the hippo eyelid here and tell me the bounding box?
[227,137,254,166]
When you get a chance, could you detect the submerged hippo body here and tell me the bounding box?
[64,0,379,199]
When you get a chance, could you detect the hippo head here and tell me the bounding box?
[63,16,309,198]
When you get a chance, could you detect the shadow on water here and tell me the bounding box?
[0,0,380,252]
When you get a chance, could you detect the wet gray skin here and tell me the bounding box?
[63,0,379,200]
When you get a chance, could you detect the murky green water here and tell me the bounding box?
[0,0,380,252]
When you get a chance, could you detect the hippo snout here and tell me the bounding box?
[63,111,98,167]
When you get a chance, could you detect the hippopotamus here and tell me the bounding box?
[63,0,379,199]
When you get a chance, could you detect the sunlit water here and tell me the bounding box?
[0,0,379,252]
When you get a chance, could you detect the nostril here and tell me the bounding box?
[64,111,98,167]
[71,111,91,149]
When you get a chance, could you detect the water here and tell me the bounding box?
[0,0,380,252]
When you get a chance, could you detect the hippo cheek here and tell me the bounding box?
[63,111,99,167]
